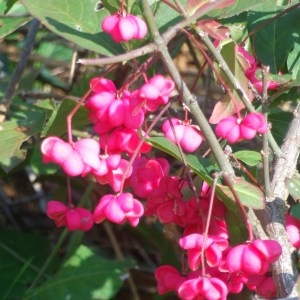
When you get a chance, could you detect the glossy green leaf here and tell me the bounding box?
[0,1,31,38]
[268,109,292,146]
[234,150,262,166]
[25,245,135,300]
[0,105,45,172]
[41,99,90,137]
[247,2,300,74]
[218,178,265,209]
[285,173,300,201]
[22,0,123,55]
[290,203,300,220]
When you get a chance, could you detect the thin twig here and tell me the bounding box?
[0,19,40,122]
[103,221,140,300]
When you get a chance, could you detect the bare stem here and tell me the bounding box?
[0,19,40,122]
[262,68,271,197]
[201,174,219,276]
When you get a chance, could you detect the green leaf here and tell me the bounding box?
[234,150,262,166]
[153,0,187,32]
[225,209,248,245]
[41,99,90,137]
[0,229,50,299]
[147,136,217,184]
[247,2,300,73]
[22,0,123,55]
[26,245,135,300]
[0,1,31,38]
[218,178,265,209]
[0,105,45,172]
[268,109,292,146]
[0,16,32,38]
[285,173,300,201]
[208,0,273,19]
[290,203,300,220]
[287,41,300,79]
[209,39,254,123]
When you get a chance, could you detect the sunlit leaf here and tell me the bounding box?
[218,178,265,209]
[285,173,300,201]
[22,0,123,55]
[0,105,45,172]
[25,245,135,300]
[41,99,90,138]
[247,2,300,74]
[234,150,262,166]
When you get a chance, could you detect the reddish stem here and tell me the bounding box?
[66,88,92,144]
[118,102,172,194]
[182,29,242,118]
[223,174,254,242]
[201,175,218,276]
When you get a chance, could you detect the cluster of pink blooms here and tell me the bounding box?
[102,11,147,42]
[153,182,282,299]
[215,112,268,144]
[38,8,298,300]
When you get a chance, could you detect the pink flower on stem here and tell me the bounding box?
[93,193,144,226]
[179,233,229,271]
[46,200,94,231]
[224,239,282,276]
[162,118,204,152]
[215,112,268,144]
[238,46,280,94]
[102,13,147,43]
[94,158,132,192]
[138,75,175,112]
[246,274,277,299]
[100,127,151,155]
[155,265,185,295]
[129,157,170,198]
[86,78,145,134]
[177,276,228,300]
[41,137,101,177]
[285,214,300,249]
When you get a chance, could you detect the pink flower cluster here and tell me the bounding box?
[151,182,282,299]
[162,118,204,152]
[238,46,280,94]
[102,12,147,43]
[39,9,290,300]
[46,200,93,231]
[215,112,268,143]
[42,75,175,230]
